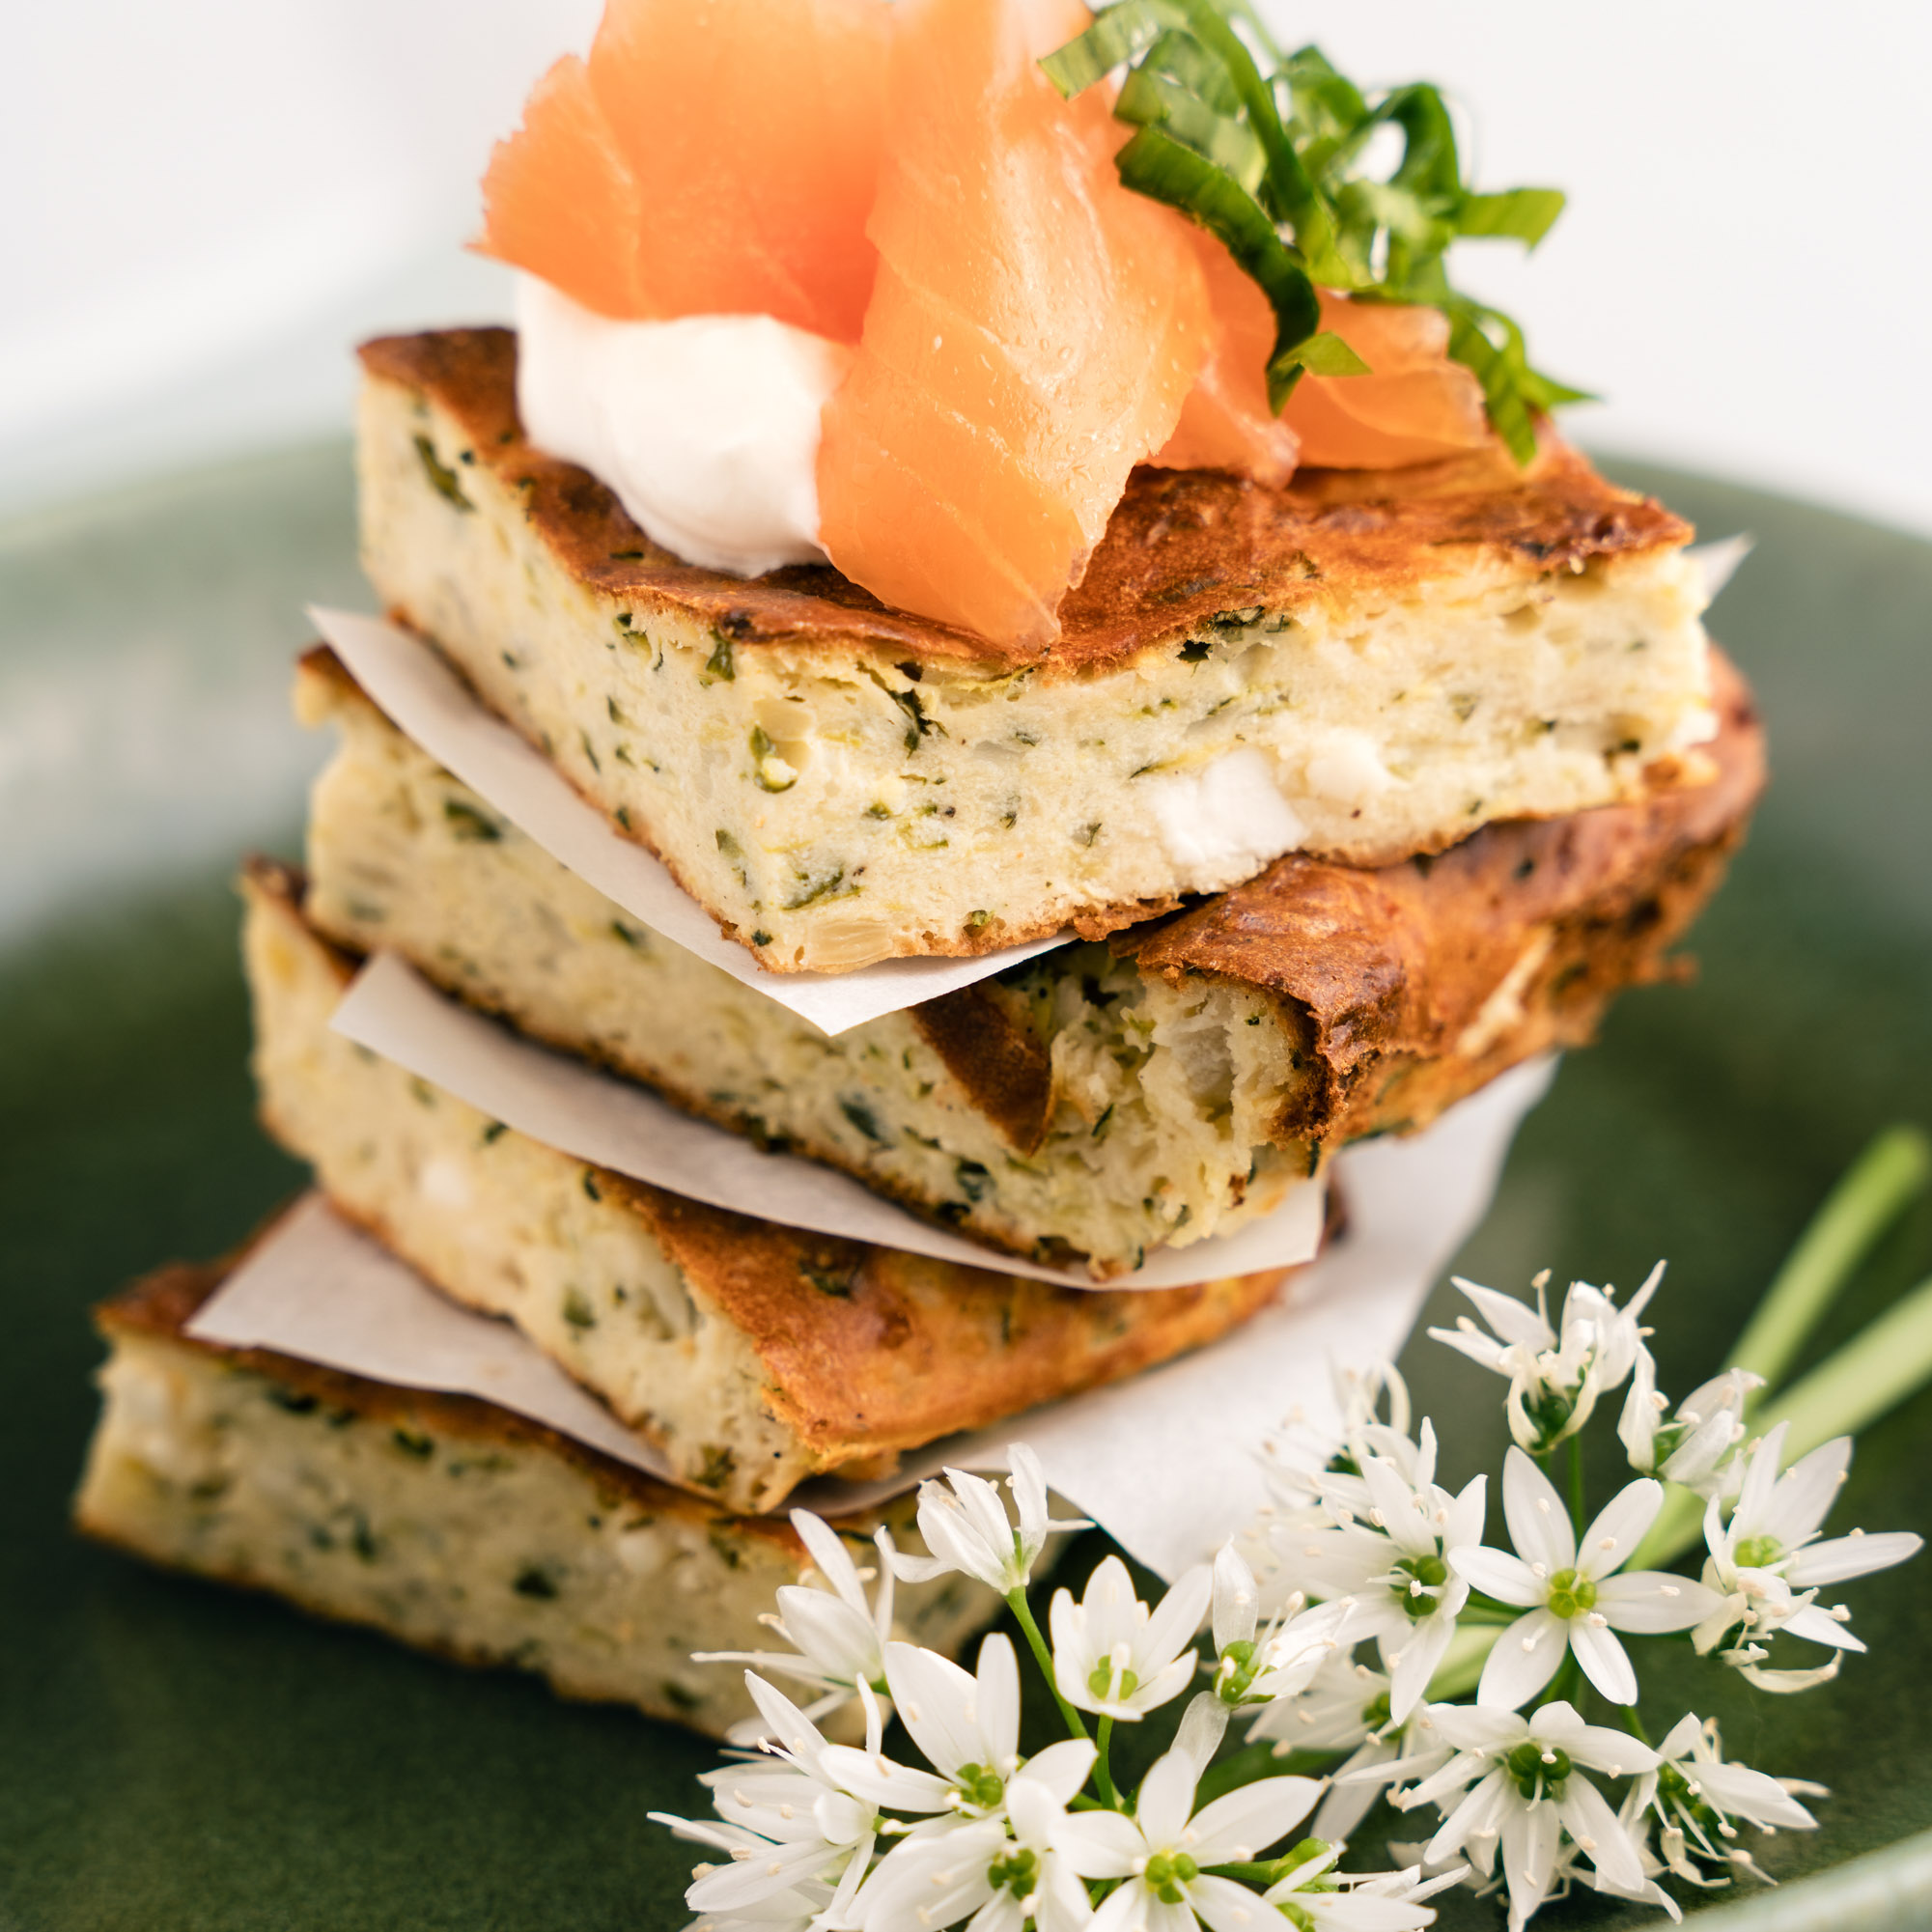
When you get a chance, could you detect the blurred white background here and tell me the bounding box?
[6,0,1929,531]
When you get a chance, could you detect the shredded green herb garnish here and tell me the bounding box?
[1041,0,1588,457]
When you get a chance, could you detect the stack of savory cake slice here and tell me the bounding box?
[75,864,1291,1738]
[75,326,1764,1741]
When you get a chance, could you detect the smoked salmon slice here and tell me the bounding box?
[1151,227,1300,487]
[815,0,1212,648]
[1156,256,1493,480]
[1285,293,1492,469]
[481,0,1503,629]
[477,55,649,321]
[481,0,888,341]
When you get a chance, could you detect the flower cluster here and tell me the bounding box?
[656,1457,1458,1930]
[655,1175,1926,1930]
[1240,1263,1920,1928]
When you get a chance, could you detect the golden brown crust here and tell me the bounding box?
[1118,651,1766,1148]
[243,858,1292,1463]
[608,1177,1286,1458]
[908,983,1056,1157]
[909,654,1762,1154]
[92,1250,801,1551]
[358,328,1691,673]
[296,638,367,703]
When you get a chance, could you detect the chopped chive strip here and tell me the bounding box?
[1114,126,1323,411]
[1038,0,1177,97]
[412,434,474,511]
[442,798,502,842]
[1043,1,1586,458]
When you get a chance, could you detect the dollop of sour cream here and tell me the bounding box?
[514,275,853,577]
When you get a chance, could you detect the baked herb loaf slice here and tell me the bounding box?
[75,1247,998,1739]
[358,327,1718,971]
[295,646,1763,1274]
[240,861,1289,1511]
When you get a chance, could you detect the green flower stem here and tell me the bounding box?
[1095,1716,1118,1811]
[1423,1619,1502,1701]
[1004,1587,1090,1747]
[1567,1433,1587,1537]
[1632,1494,1703,1574]
[1636,1267,1932,1569]
[1730,1125,1930,1399]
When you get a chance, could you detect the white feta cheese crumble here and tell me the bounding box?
[1146,749,1306,880]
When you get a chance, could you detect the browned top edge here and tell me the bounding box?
[298,639,351,691]
[359,327,1692,674]
[611,1175,1290,1462]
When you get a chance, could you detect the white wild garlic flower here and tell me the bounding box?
[1049,1554,1213,1722]
[693,1510,897,1745]
[1618,1355,1763,1500]
[1258,1838,1470,1931]
[1451,1450,1722,1708]
[1051,1743,1325,1931]
[1430,1265,1660,1455]
[888,1444,1093,1595]
[1270,1422,1488,1721]
[1631,1713,1823,1889]
[1251,1654,1456,1842]
[1394,1700,1660,1932]
[653,1672,884,1925]
[1208,1541,1358,1709]
[1694,1423,1922,1687]
[853,1768,1098,1932]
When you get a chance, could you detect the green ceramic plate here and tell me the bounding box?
[1,444,1928,1931]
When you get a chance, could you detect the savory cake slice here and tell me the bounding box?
[296,645,1764,1274]
[74,1248,999,1739]
[240,861,1289,1511]
[358,327,1718,973]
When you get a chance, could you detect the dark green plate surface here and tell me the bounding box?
[1,447,1928,1930]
